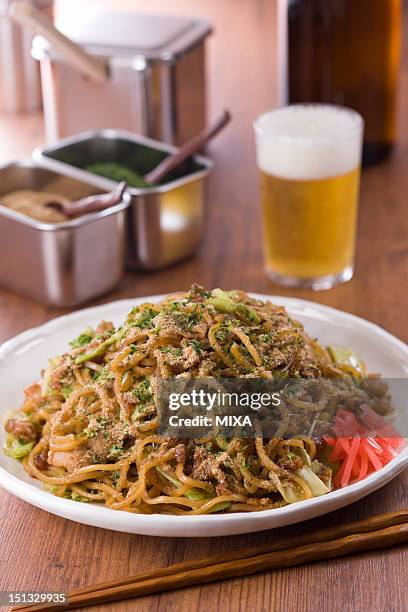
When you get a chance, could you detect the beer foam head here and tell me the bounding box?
[254,105,363,180]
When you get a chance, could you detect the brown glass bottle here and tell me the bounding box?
[280,0,401,165]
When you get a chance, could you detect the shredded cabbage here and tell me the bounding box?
[296,465,330,497]
[4,436,34,459]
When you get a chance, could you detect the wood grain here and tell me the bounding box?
[1,1,408,611]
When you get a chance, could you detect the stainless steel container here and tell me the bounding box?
[0,0,53,113]
[31,11,212,145]
[0,160,130,306]
[34,129,213,271]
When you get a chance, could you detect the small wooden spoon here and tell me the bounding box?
[44,182,127,218]
[10,1,109,83]
[144,110,231,185]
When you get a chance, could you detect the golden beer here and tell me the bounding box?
[261,168,359,279]
[254,105,363,289]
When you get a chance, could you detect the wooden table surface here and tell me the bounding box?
[1,1,408,611]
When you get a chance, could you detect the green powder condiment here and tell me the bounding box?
[85,163,149,188]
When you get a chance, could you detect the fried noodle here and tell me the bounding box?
[3,286,393,514]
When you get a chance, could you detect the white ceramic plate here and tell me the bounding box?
[0,295,407,537]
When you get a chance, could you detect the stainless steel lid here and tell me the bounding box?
[34,11,211,63]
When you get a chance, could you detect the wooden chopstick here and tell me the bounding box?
[15,509,408,608]
[12,510,408,612]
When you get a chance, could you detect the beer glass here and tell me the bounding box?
[254,104,363,290]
